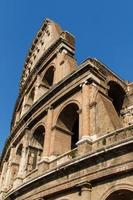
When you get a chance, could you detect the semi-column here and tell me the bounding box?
[42,107,53,158]
[80,182,92,200]
[0,160,8,196]
[3,147,15,191]
[77,81,92,154]
[38,107,53,172]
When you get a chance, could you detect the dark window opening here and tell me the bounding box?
[108,81,125,116]
[106,189,133,200]
[57,103,79,150]
[43,66,54,88]
[28,125,45,171]
[71,116,79,149]
[16,144,23,157]
[33,125,45,148]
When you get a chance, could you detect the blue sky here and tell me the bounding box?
[0,0,133,152]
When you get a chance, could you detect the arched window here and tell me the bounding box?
[27,125,45,172]
[105,189,133,200]
[57,103,79,150]
[108,81,125,116]
[42,66,54,88]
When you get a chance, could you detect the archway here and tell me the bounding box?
[108,81,125,116]
[57,103,79,150]
[27,125,45,171]
[42,66,54,88]
[105,189,133,200]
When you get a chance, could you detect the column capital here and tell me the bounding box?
[46,105,53,112]
[80,80,88,88]
[76,181,92,190]
[49,105,53,110]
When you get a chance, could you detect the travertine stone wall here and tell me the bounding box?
[0,19,133,200]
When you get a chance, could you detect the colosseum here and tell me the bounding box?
[0,18,133,200]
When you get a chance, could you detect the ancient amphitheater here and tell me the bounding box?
[0,19,133,200]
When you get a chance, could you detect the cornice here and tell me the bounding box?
[5,140,133,200]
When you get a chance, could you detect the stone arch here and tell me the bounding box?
[106,75,127,93]
[101,183,133,200]
[42,65,55,88]
[31,125,45,149]
[107,80,126,116]
[35,65,55,98]
[56,102,80,149]
[55,99,81,125]
[32,122,46,135]
[27,125,45,172]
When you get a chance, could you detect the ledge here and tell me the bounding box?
[4,138,133,200]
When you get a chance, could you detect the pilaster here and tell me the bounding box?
[77,82,92,154]
[43,107,53,157]
[54,47,76,84]
[0,161,8,195]
[3,147,15,191]
[77,181,92,200]
[81,81,90,136]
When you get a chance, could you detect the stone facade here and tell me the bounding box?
[0,18,133,200]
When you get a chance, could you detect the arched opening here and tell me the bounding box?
[105,189,133,200]
[108,81,125,116]
[57,103,79,150]
[27,125,45,172]
[71,117,79,149]
[42,66,54,88]
[31,126,45,149]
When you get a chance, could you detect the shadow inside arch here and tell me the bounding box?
[101,184,133,200]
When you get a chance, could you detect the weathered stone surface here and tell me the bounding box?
[0,19,133,200]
